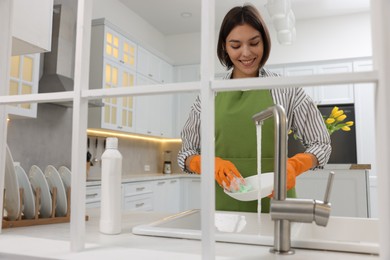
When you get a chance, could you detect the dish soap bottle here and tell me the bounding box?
[100,137,122,234]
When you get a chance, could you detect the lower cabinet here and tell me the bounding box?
[85,176,201,213]
[86,185,102,209]
[153,179,181,213]
[181,177,201,211]
[122,181,154,211]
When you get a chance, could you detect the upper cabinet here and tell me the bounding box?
[137,46,173,84]
[89,19,137,132]
[269,61,355,105]
[12,0,53,55]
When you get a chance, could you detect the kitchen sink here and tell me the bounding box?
[132,209,379,254]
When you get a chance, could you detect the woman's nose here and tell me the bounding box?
[241,44,251,56]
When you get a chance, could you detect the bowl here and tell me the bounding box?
[224,172,274,201]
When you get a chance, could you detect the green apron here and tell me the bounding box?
[215,89,296,213]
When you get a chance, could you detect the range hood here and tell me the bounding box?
[39,3,102,107]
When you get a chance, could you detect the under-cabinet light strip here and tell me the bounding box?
[87,129,182,143]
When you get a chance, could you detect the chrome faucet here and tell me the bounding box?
[252,104,335,255]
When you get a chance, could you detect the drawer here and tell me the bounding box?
[86,186,101,204]
[123,182,153,196]
[123,194,153,211]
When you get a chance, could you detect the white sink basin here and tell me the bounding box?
[132,209,379,254]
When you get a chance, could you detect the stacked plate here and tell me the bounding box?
[3,145,72,219]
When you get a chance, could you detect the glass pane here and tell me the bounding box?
[129,74,134,85]
[105,64,111,83]
[122,110,127,126]
[9,81,18,95]
[104,106,110,123]
[113,97,117,105]
[123,54,129,64]
[111,107,117,124]
[22,56,33,82]
[124,42,129,52]
[21,84,32,94]
[128,96,133,107]
[21,103,31,109]
[113,48,119,59]
[106,32,112,44]
[113,36,119,47]
[10,56,20,78]
[106,45,112,56]
[123,72,128,86]
[123,97,127,107]
[112,67,118,85]
[129,57,134,66]
[129,46,134,55]
[128,111,133,127]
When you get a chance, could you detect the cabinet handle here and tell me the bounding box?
[148,73,153,78]
[170,180,177,183]
[158,181,165,185]
[136,187,145,191]
[136,202,145,208]
[120,60,124,64]
[86,193,98,198]
[117,125,123,129]
[147,131,152,134]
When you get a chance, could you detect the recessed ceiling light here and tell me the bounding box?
[181,12,192,18]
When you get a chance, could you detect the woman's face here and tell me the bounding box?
[225,24,264,78]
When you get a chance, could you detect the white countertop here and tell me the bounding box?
[0,209,380,260]
[86,172,198,186]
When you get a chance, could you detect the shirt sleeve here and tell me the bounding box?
[177,95,202,173]
[272,87,332,167]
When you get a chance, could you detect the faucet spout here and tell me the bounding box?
[252,105,334,255]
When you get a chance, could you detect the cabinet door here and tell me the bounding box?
[317,62,354,104]
[153,179,180,213]
[285,65,318,102]
[135,74,174,137]
[137,47,161,82]
[181,178,201,211]
[102,60,136,131]
[86,185,101,208]
[104,27,137,71]
[7,54,39,118]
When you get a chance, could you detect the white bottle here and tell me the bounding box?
[99,137,122,234]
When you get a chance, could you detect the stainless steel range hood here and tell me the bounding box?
[39,3,102,107]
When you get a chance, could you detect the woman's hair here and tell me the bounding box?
[217,4,271,70]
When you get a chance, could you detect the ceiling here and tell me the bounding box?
[118,0,370,35]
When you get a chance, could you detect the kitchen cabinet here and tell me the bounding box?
[86,185,101,209]
[296,168,370,218]
[181,177,201,211]
[135,74,174,137]
[173,64,200,138]
[123,181,153,211]
[137,46,173,84]
[7,54,39,118]
[12,0,53,55]
[89,19,137,132]
[284,65,318,101]
[153,178,181,213]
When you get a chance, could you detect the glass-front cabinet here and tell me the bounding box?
[7,54,39,118]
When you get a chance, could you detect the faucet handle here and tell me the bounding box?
[323,171,335,204]
[314,171,335,226]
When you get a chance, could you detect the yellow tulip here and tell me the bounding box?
[336,114,347,122]
[341,126,351,131]
[330,106,339,117]
[345,121,354,126]
[288,129,293,135]
[332,110,344,118]
[326,118,335,124]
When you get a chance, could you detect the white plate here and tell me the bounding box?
[44,165,67,217]
[14,165,36,219]
[224,172,274,201]
[4,145,20,220]
[29,165,52,218]
[58,166,71,192]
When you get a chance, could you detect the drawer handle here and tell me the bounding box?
[86,193,98,198]
[148,73,153,77]
[158,181,165,185]
[170,180,177,183]
[136,202,144,208]
[136,187,145,191]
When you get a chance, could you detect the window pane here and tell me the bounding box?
[9,81,19,95]
[22,56,33,82]
[10,56,20,78]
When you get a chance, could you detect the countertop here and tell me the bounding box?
[86,172,198,186]
[0,209,380,260]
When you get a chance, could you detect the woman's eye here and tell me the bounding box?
[230,45,240,49]
[250,42,260,46]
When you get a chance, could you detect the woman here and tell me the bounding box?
[178,4,331,212]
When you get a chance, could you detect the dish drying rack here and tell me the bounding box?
[2,187,87,228]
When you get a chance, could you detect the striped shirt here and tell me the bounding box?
[177,68,332,173]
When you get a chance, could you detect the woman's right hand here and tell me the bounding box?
[187,155,245,191]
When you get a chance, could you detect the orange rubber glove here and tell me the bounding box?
[286,153,315,190]
[188,155,244,190]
